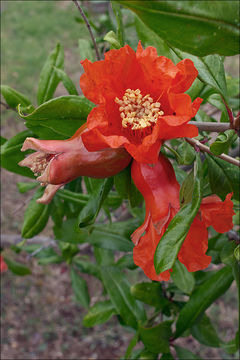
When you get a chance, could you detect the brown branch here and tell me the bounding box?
[72,0,101,61]
[0,101,18,113]
[189,121,231,132]
[185,137,240,167]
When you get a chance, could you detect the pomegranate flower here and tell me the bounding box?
[131,154,234,281]
[0,256,8,273]
[80,42,202,164]
[19,124,131,204]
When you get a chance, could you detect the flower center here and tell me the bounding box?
[30,153,52,177]
[115,89,164,131]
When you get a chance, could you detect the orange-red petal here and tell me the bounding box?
[200,193,234,233]
[178,216,211,272]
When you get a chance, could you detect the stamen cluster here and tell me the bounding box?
[30,155,48,176]
[115,89,164,131]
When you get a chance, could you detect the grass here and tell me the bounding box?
[1,0,90,104]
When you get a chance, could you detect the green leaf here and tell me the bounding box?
[177,141,196,165]
[221,331,239,354]
[18,95,94,139]
[111,1,125,46]
[131,282,169,309]
[104,31,121,49]
[73,257,100,280]
[172,49,227,99]
[93,246,114,266]
[17,182,38,193]
[171,260,195,295]
[0,85,33,111]
[83,300,117,327]
[139,321,172,354]
[174,345,202,360]
[116,254,137,270]
[125,332,139,360]
[101,266,146,329]
[78,38,95,62]
[37,42,64,105]
[0,136,7,145]
[53,67,78,96]
[114,167,131,199]
[139,349,158,359]
[70,267,90,308]
[21,187,50,238]
[1,130,35,178]
[234,245,240,261]
[4,258,31,276]
[210,130,237,155]
[119,1,239,56]
[206,154,240,201]
[87,229,134,252]
[175,266,234,337]
[54,219,87,244]
[179,170,194,207]
[78,178,113,228]
[160,353,174,360]
[191,313,221,348]
[154,155,202,273]
[134,16,174,60]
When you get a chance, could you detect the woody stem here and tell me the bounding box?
[185,137,240,167]
[72,0,101,61]
[189,121,231,132]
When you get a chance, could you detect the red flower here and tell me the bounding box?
[80,42,202,164]
[19,124,131,204]
[131,154,234,281]
[0,256,8,273]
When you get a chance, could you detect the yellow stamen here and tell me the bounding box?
[115,89,164,131]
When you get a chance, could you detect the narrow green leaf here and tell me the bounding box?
[78,178,113,228]
[160,353,174,360]
[83,300,117,327]
[101,266,146,329]
[1,130,35,178]
[139,321,172,354]
[87,229,134,252]
[116,254,137,270]
[18,95,94,139]
[17,182,38,193]
[119,1,239,56]
[171,260,195,295]
[73,257,100,280]
[4,258,31,276]
[154,156,202,273]
[21,188,50,239]
[37,42,64,105]
[139,349,158,359]
[175,266,234,337]
[0,84,33,110]
[191,313,221,348]
[174,345,202,360]
[179,170,194,207]
[111,1,125,46]
[206,154,240,201]
[210,130,237,155]
[131,282,169,309]
[54,219,87,244]
[70,267,90,308]
[114,167,131,199]
[93,247,114,266]
[78,38,95,62]
[125,332,139,360]
[53,67,78,96]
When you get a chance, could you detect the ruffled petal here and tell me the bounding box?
[80,45,142,105]
[168,93,202,120]
[82,127,129,152]
[171,59,198,93]
[178,217,211,272]
[158,122,198,140]
[133,219,171,281]
[125,139,162,164]
[200,193,234,233]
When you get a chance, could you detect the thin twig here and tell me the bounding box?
[72,0,101,61]
[0,101,18,113]
[189,121,231,132]
[185,137,240,167]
